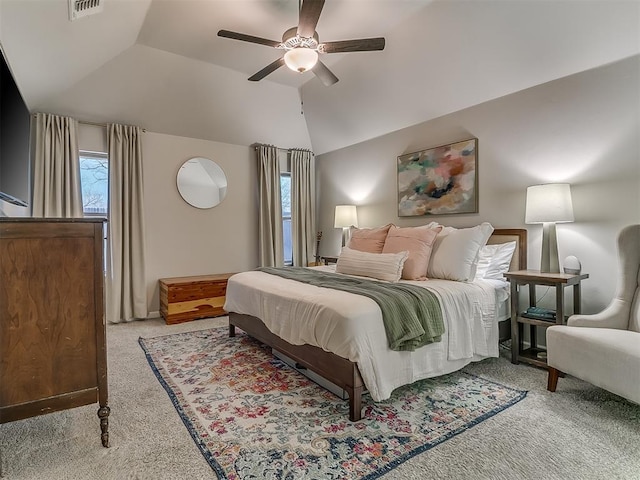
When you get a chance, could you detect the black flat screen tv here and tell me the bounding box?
[0,47,31,207]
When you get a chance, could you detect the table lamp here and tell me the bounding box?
[525,183,574,273]
[334,205,358,247]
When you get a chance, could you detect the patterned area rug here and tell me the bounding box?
[139,327,526,480]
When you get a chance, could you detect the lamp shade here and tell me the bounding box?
[525,183,574,224]
[334,205,358,228]
[284,48,318,73]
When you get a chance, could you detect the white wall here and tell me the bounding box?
[142,132,259,315]
[78,123,106,153]
[316,56,640,314]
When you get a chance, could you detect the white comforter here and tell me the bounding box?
[224,266,502,402]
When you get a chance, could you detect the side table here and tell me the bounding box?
[321,256,339,265]
[504,269,589,368]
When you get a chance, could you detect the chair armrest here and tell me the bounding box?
[567,298,630,329]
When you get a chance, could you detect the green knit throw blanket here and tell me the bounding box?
[257,267,444,352]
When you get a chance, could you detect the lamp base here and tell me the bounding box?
[341,227,350,248]
[540,222,560,273]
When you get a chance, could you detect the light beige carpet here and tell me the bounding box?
[1,316,639,479]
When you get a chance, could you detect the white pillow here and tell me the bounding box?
[474,246,493,279]
[476,241,516,280]
[336,247,408,282]
[426,222,494,282]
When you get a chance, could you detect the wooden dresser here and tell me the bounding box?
[159,273,235,324]
[0,218,110,447]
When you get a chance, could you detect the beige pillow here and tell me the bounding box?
[382,225,442,280]
[427,222,494,282]
[347,224,392,253]
[336,247,408,282]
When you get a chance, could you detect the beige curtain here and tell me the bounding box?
[107,124,147,323]
[32,113,83,217]
[291,149,315,266]
[258,145,284,267]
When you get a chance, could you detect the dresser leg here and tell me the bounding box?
[98,405,111,447]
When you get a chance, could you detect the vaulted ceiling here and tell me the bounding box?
[0,0,638,155]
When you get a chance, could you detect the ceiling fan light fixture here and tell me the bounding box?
[218,0,385,84]
[284,47,318,73]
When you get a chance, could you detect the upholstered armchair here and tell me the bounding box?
[546,224,640,404]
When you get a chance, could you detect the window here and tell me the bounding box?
[80,152,109,271]
[79,152,108,216]
[281,173,292,265]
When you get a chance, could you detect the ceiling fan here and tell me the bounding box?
[217,0,385,86]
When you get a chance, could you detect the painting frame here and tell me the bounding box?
[397,138,478,217]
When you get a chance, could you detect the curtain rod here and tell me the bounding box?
[79,119,147,133]
[32,114,146,132]
[253,143,289,152]
[252,143,313,154]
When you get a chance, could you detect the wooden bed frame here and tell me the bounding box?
[228,228,527,422]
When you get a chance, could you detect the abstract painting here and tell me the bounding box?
[397,138,478,217]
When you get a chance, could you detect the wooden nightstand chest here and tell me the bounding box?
[159,273,236,325]
[504,269,589,368]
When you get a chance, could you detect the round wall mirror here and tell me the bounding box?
[176,157,228,209]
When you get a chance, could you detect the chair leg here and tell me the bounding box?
[547,367,561,392]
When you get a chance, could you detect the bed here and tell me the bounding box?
[225,228,527,421]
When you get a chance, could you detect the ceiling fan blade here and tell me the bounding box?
[297,0,325,38]
[248,57,286,82]
[218,30,280,48]
[312,60,338,86]
[320,37,386,54]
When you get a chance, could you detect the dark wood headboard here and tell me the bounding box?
[487,228,527,272]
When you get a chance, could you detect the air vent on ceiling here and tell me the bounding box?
[68,0,103,21]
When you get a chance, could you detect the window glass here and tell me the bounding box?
[79,153,108,216]
[79,152,108,272]
[281,174,292,265]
